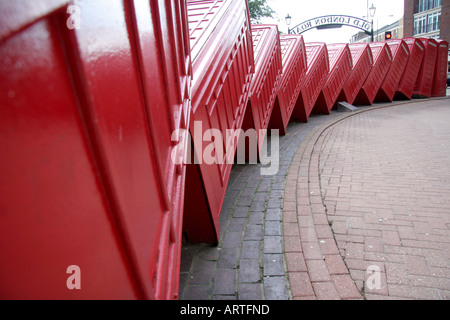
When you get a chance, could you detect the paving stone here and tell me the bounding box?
[239,259,261,283]
[306,259,331,282]
[263,276,290,300]
[331,275,362,299]
[241,240,261,259]
[248,210,264,225]
[217,248,239,269]
[233,206,249,218]
[266,208,282,221]
[244,224,263,241]
[222,231,243,248]
[285,252,307,272]
[189,260,216,285]
[288,272,314,298]
[182,285,211,300]
[265,221,281,236]
[213,269,237,295]
[238,283,263,300]
[263,236,282,254]
[263,254,285,276]
[312,281,340,300]
[250,200,266,212]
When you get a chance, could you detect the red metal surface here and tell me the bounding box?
[292,42,329,122]
[0,0,191,300]
[395,37,425,100]
[243,24,282,149]
[269,34,307,135]
[313,43,352,114]
[375,39,410,102]
[183,0,254,243]
[413,38,438,98]
[431,40,449,97]
[0,0,70,40]
[354,42,392,105]
[338,43,373,105]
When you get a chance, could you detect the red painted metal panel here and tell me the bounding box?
[0,0,70,41]
[313,43,352,114]
[292,42,329,122]
[413,38,438,98]
[269,34,307,135]
[431,40,449,97]
[395,37,425,100]
[354,42,392,105]
[183,0,254,243]
[243,24,282,149]
[375,39,410,102]
[339,43,373,105]
[0,0,191,300]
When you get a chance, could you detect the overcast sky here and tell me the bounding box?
[258,0,404,43]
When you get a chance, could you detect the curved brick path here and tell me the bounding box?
[285,97,450,299]
[179,96,450,300]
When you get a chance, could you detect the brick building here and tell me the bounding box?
[404,0,449,42]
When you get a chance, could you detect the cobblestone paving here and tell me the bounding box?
[317,99,450,299]
[178,113,343,300]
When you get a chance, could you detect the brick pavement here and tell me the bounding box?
[316,98,450,299]
[178,113,344,300]
[179,96,450,300]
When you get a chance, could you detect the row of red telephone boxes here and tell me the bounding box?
[0,0,448,300]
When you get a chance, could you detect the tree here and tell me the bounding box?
[247,0,275,23]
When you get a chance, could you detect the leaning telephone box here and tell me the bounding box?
[182,0,254,244]
[313,43,352,114]
[242,24,282,151]
[431,40,449,97]
[0,0,191,300]
[413,38,438,98]
[375,39,410,102]
[269,34,307,135]
[354,42,392,105]
[395,37,425,100]
[338,43,373,105]
[292,42,329,122]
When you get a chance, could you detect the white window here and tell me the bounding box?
[419,0,442,12]
[427,11,441,32]
[414,15,427,34]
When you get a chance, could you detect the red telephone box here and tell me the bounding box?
[313,43,352,114]
[431,40,449,97]
[0,0,191,299]
[395,37,425,100]
[269,34,307,135]
[182,0,254,244]
[338,43,373,105]
[292,42,329,122]
[242,24,282,151]
[375,39,410,102]
[354,42,392,105]
[413,38,438,98]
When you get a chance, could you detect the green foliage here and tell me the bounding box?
[247,0,275,23]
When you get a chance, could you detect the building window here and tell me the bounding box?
[414,15,427,34]
[415,0,442,13]
[428,11,441,31]
[414,11,441,35]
